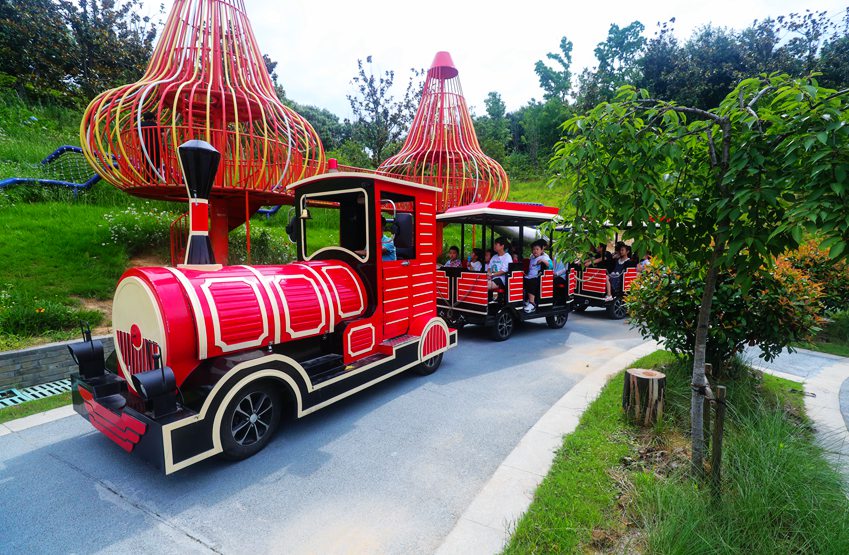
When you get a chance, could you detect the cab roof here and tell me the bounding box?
[436,201,559,226]
[286,171,441,193]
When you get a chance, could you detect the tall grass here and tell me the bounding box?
[634,406,849,554]
[506,351,849,554]
[629,357,849,554]
[0,92,82,179]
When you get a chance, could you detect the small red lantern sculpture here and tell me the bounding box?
[80,0,325,262]
[378,51,509,213]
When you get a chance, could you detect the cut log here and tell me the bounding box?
[622,368,666,426]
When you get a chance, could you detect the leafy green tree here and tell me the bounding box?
[629,261,823,373]
[328,139,373,169]
[534,36,573,103]
[347,56,421,167]
[576,21,646,110]
[817,9,849,89]
[507,98,571,175]
[60,0,160,101]
[0,0,76,102]
[638,19,682,104]
[474,91,510,162]
[551,75,849,472]
[638,11,849,108]
[263,53,287,100]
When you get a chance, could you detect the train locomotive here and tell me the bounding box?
[68,142,456,474]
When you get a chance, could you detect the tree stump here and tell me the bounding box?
[622,368,666,426]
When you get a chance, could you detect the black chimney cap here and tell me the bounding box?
[178,140,220,200]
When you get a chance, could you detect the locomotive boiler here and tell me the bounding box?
[69,142,456,474]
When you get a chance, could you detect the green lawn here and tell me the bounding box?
[506,351,849,553]
[0,392,71,425]
[504,350,677,553]
[506,177,567,207]
[793,310,849,358]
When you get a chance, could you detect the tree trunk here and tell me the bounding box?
[623,368,666,426]
[691,248,721,476]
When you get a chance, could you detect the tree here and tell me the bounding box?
[0,0,76,102]
[535,36,573,103]
[474,91,510,162]
[347,56,421,167]
[550,75,849,473]
[576,21,646,111]
[638,19,682,104]
[817,9,849,89]
[263,53,287,100]
[60,0,160,101]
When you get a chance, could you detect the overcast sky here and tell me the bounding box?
[137,0,847,118]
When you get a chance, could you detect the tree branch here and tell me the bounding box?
[811,87,849,108]
[706,128,718,168]
[635,99,723,123]
[747,86,774,109]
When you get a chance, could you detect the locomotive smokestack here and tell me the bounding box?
[178,140,220,265]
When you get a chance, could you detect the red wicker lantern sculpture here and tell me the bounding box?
[80,0,325,262]
[378,51,509,213]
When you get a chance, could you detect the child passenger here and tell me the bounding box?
[483,249,493,271]
[524,240,551,313]
[605,243,636,300]
[469,248,484,271]
[442,245,461,268]
[488,238,513,290]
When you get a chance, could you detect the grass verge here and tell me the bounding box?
[793,310,849,357]
[504,350,677,553]
[0,392,71,425]
[505,351,849,554]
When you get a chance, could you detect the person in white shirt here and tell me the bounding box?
[524,240,552,312]
[488,238,513,290]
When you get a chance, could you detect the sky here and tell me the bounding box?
[135,0,848,118]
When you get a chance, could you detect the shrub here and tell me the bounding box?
[627,260,823,372]
[228,228,294,265]
[102,202,176,256]
[784,240,849,314]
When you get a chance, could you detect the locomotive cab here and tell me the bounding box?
[68,166,456,474]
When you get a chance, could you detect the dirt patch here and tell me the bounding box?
[73,297,112,336]
[129,253,168,267]
[71,255,167,337]
[587,428,692,554]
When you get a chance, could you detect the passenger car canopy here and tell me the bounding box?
[436,201,559,226]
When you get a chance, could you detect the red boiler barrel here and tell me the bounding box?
[111,261,367,392]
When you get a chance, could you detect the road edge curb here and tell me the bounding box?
[435,340,660,555]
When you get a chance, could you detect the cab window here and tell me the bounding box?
[301,189,368,261]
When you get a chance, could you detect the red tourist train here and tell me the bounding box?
[68,142,456,474]
[435,202,573,340]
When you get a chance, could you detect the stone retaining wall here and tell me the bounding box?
[0,336,113,390]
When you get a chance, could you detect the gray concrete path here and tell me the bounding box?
[0,310,643,555]
[747,346,849,480]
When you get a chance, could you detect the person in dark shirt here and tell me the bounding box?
[140,111,162,183]
[584,243,612,268]
[605,243,636,300]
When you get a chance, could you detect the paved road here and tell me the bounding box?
[0,310,643,554]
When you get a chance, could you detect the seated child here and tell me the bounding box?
[488,238,513,290]
[442,245,461,268]
[381,216,396,261]
[483,249,493,271]
[524,240,551,313]
[604,243,636,300]
[469,248,484,271]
